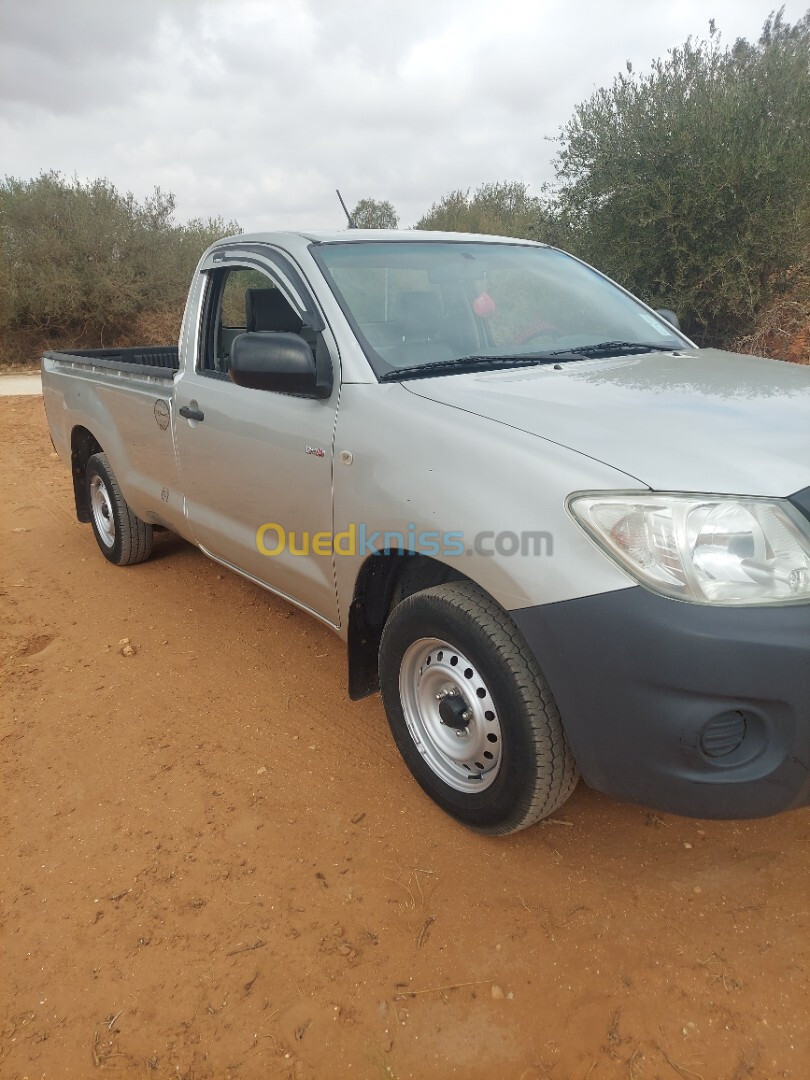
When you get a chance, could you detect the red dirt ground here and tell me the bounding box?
[1,396,809,1080]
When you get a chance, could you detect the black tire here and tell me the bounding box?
[379,581,578,835]
[85,453,154,566]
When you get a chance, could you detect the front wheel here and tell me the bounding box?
[86,453,153,566]
[379,581,579,835]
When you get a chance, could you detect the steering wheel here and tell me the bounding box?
[509,318,559,347]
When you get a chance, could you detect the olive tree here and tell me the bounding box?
[551,9,810,343]
[351,198,399,229]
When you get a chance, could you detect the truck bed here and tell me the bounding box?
[44,346,179,379]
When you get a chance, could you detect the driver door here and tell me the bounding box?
[174,249,340,625]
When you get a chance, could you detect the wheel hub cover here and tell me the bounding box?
[398,637,503,792]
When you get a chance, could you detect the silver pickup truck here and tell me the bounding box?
[42,230,810,833]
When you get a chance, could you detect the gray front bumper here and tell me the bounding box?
[511,586,810,819]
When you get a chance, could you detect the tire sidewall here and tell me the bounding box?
[380,593,545,831]
[86,455,126,564]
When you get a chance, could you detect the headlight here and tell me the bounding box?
[568,492,810,605]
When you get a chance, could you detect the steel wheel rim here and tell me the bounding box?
[399,637,503,792]
[89,474,115,548]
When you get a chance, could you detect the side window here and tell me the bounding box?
[199,266,303,376]
[220,267,268,329]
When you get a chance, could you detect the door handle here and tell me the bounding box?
[179,406,205,422]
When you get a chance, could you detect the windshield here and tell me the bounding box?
[313,241,686,377]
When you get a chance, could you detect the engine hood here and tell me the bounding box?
[403,349,810,497]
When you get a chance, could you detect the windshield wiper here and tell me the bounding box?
[379,352,587,382]
[379,342,676,381]
[548,341,672,359]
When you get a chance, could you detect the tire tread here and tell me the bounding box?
[87,453,153,566]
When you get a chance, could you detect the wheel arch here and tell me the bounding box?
[70,426,104,522]
[347,551,471,700]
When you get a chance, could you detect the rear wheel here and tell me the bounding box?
[86,453,153,566]
[379,581,578,835]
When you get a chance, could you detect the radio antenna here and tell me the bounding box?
[336,189,357,229]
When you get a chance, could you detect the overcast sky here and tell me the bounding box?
[1,0,806,232]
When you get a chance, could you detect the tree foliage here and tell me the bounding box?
[0,172,238,346]
[415,181,555,240]
[5,8,810,371]
[351,198,399,229]
[551,8,810,343]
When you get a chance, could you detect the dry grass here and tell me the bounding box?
[731,267,810,365]
[0,309,182,370]
[112,308,183,349]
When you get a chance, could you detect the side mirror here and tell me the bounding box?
[229,332,330,398]
[655,308,682,332]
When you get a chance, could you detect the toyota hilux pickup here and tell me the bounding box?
[42,230,810,834]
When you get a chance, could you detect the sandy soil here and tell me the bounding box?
[1,395,809,1080]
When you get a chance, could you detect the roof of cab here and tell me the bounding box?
[213,228,545,248]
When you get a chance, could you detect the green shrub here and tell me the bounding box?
[416,181,556,240]
[0,172,238,353]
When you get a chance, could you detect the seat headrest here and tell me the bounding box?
[245,288,303,334]
[393,291,442,335]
